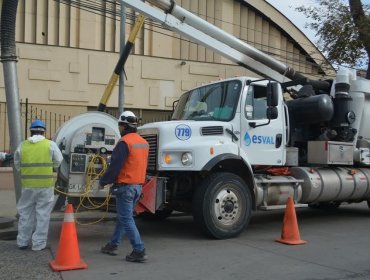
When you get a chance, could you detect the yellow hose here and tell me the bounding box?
[54,154,113,225]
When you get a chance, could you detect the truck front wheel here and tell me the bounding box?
[193,172,252,239]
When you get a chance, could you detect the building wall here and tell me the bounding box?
[0,43,255,108]
[0,43,254,149]
[0,0,332,150]
[13,0,329,73]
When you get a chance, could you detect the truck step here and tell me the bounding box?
[254,176,304,184]
[259,203,308,211]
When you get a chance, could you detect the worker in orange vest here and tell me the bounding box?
[100,111,149,262]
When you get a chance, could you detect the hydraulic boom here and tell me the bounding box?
[120,0,330,90]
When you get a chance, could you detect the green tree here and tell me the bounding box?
[296,0,370,79]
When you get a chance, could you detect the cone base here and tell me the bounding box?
[275,238,307,245]
[49,259,88,272]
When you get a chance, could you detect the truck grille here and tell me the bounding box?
[141,134,158,171]
[201,126,224,136]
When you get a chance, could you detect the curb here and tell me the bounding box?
[0,217,15,229]
[0,217,17,240]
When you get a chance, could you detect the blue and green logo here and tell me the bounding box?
[244,132,275,146]
[244,132,252,146]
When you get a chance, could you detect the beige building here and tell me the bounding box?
[0,0,333,151]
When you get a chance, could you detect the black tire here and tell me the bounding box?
[367,200,370,209]
[140,209,173,221]
[192,172,252,239]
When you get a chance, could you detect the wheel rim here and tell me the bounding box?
[213,186,243,227]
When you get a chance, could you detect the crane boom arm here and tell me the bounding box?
[120,0,294,83]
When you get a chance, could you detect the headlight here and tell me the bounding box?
[181,152,193,166]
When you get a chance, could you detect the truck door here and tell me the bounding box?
[240,82,286,165]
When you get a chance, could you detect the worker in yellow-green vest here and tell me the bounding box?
[14,119,63,251]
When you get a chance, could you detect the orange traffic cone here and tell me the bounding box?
[275,197,307,245]
[49,204,88,271]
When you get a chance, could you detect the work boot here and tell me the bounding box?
[125,249,148,263]
[32,244,50,251]
[101,242,118,256]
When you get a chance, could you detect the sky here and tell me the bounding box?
[266,0,370,46]
[265,0,318,44]
[266,0,370,71]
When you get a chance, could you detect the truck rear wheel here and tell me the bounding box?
[192,172,252,239]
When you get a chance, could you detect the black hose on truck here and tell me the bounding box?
[1,0,18,60]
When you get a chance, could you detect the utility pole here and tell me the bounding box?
[1,0,23,203]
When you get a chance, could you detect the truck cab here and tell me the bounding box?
[149,77,287,168]
[138,77,290,238]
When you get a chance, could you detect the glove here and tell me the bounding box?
[0,152,6,161]
[5,154,13,161]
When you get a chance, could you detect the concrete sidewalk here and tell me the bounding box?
[0,168,59,280]
[0,240,62,280]
[0,168,116,280]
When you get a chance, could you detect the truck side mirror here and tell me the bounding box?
[267,82,279,107]
[173,99,179,111]
[266,107,278,119]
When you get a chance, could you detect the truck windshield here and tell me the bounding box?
[172,80,242,121]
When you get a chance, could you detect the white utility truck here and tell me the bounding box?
[55,0,370,239]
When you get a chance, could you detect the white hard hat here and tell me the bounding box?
[118,111,138,126]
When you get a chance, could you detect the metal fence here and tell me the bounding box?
[1,101,173,152]
[23,99,72,140]
[0,99,72,152]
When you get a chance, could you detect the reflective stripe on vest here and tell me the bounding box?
[20,139,53,188]
[116,133,149,184]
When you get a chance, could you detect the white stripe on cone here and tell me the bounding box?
[64,213,75,222]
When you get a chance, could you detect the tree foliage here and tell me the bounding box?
[296,0,370,78]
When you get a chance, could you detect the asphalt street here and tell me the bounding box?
[1,195,370,280]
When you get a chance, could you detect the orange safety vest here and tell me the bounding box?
[115,133,149,184]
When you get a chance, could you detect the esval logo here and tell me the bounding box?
[244,132,275,146]
[244,132,252,146]
[175,124,192,141]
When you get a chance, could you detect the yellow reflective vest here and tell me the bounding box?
[20,139,53,188]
